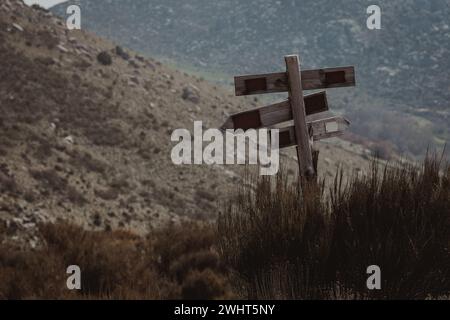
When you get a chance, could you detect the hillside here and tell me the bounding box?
[1,1,449,302]
[52,0,450,158]
[1,0,377,247]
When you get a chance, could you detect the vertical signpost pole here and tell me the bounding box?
[284,55,315,179]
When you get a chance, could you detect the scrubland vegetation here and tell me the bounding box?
[219,155,450,299]
[1,155,449,299]
[0,222,232,299]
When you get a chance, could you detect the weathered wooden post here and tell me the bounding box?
[285,55,315,179]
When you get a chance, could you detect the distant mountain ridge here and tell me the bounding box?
[52,0,450,157]
[52,1,449,109]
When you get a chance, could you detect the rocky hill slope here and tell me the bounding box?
[0,0,376,247]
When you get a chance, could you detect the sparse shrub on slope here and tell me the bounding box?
[218,156,450,299]
[97,51,113,66]
[0,222,232,300]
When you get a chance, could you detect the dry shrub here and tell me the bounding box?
[151,222,233,299]
[108,175,130,191]
[0,248,66,300]
[94,187,119,201]
[39,223,152,297]
[68,151,109,175]
[0,222,232,300]
[219,156,450,299]
[29,169,67,192]
[32,138,53,161]
[84,125,125,147]
[0,172,19,195]
[36,30,59,49]
[29,169,86,206]
[329,154,450,299]
[153,187,187,216]
[181,269,230,300]
[66,186,87,206]
[218,170,333,299]
[0,224,151,299]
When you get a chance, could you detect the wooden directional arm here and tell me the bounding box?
[275,116,351,149]
[235,66,355,96]
[220,91,328,130]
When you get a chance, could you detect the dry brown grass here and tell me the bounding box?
[218,155,450,299]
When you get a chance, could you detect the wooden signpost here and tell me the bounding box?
[221,91,328,130]
[222,54,355,179]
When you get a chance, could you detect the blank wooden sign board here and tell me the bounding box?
[221,91,329,131]
[223,54,356,179]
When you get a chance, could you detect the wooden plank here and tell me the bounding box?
[309,116,350,141]
[274,116,351,149]
[301,66,355,90]
[235,72,287,96]
[285,55,315,178]
[234,66,355,96]
[221,91,328,130]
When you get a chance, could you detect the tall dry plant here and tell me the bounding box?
[218,156,450,299]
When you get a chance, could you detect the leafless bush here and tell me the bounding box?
[219,155,450,299]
